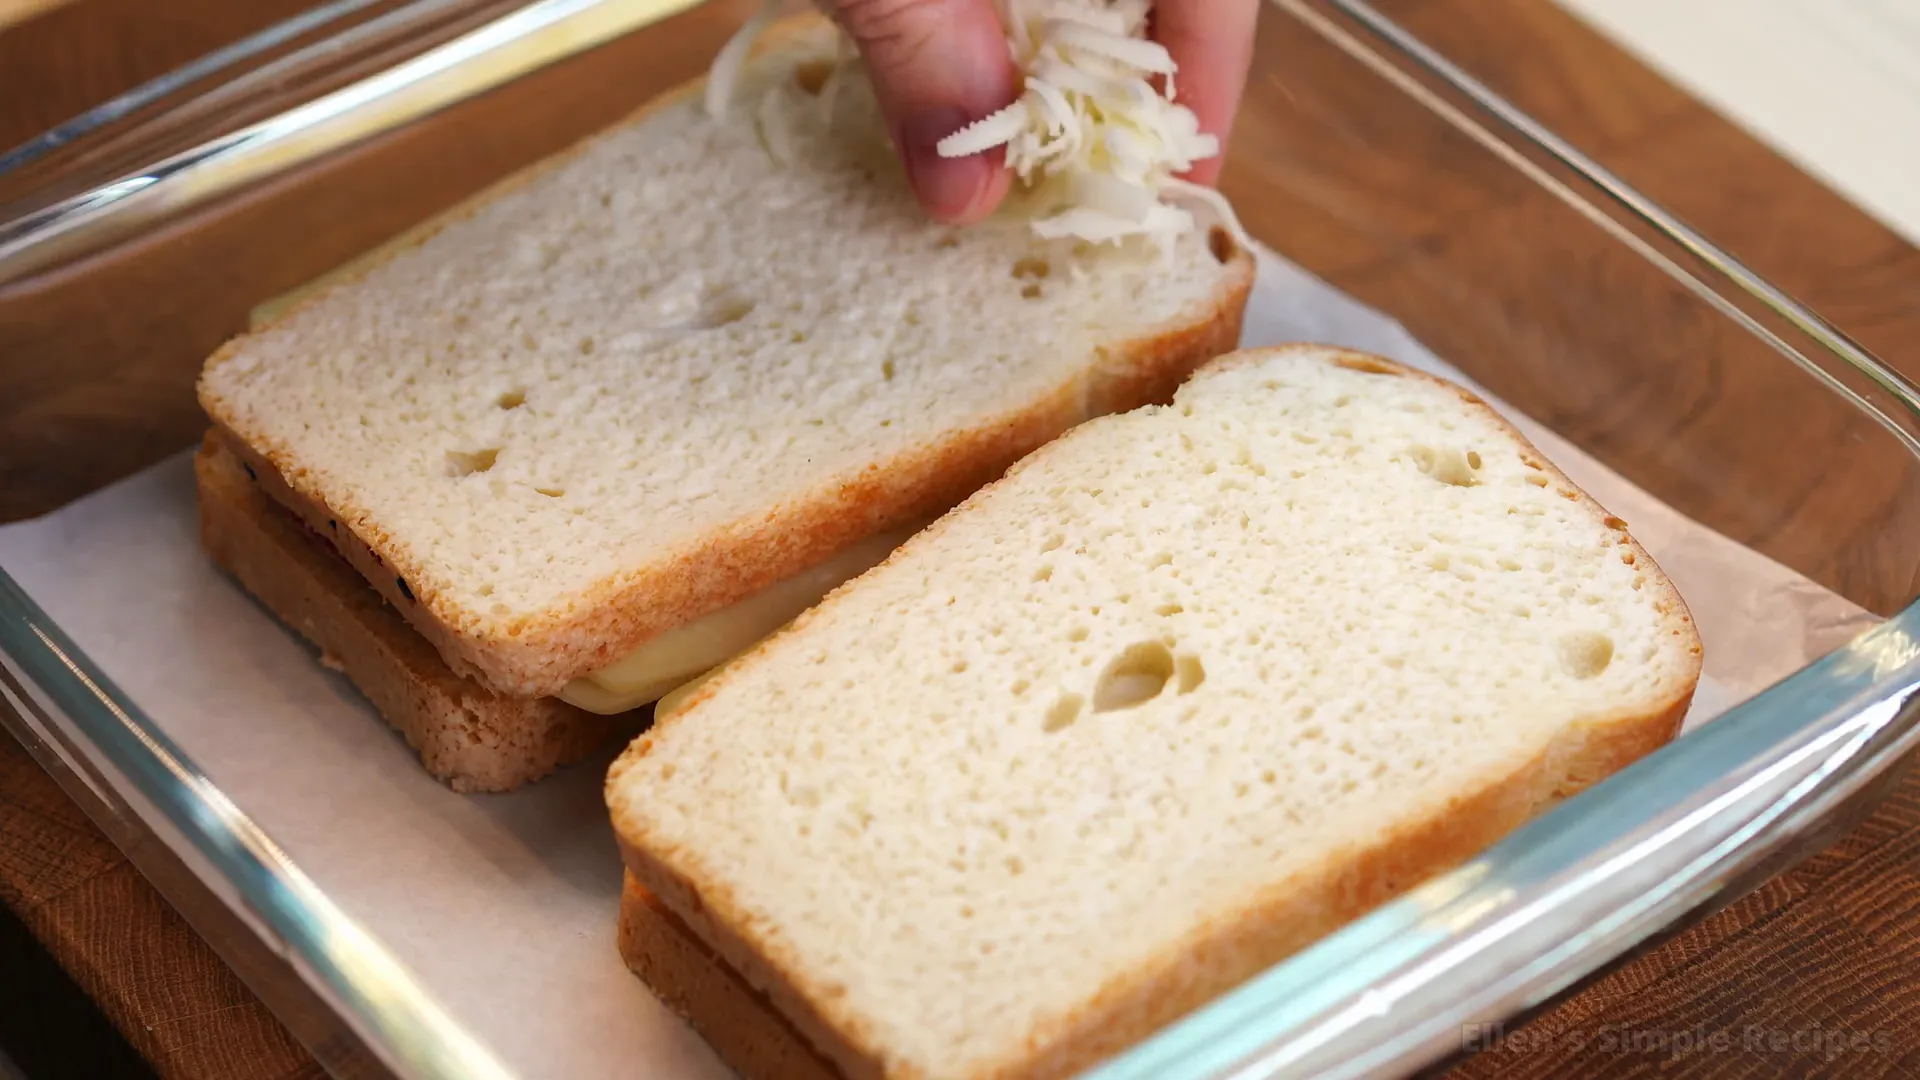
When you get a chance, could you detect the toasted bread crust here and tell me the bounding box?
[194,434,630,792]
[608,346,1703,1079]
[196,11,1257,698]
[618,873,843,1080]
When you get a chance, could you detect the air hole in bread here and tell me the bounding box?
[446,447,500,477]
[1091,641,1177,712]
[699,293,757,328]
[1066,626,1090,643]
[1033,565,1053,583]
[1173,652,1206,694]
[1155,602,1183,617]
[1557,631,1615,679]
[496,388,526,409]
[1207,226,1235,264]
[1011,256,1051,280]
[882,360,896,381]
[1411,445,1478,487]
[781,772,821,807]
[1335,355,1400,376]
[1020,283,1044,300]
[1043,693,1084,733]
[793,58,835,95]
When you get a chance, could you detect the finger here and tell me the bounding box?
[823,0,1019,223]
[1153,0,1260,186]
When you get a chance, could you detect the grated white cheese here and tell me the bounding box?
[937,0,1248,256]
[704,0,1249,256]
[704,0,782,120]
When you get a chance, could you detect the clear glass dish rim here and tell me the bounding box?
[2,2,1919,1079]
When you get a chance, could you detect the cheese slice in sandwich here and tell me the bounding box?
[607,345,1704,1080]
[193,10,1254,790]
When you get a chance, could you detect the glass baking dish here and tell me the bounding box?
[3,1,1919,1078]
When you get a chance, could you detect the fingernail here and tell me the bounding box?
[899,107,995,222]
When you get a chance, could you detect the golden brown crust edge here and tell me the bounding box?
[194,434,632,793]
[609,344,1704,1080]
[196,9,1257,699]
[618,873,844,1080]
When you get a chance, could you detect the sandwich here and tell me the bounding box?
[607,344,1705,1079]
[192,10,1254,792]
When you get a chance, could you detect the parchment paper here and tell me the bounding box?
[0,245,1881,1079]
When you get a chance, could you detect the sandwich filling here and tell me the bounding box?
[554,523,921,713]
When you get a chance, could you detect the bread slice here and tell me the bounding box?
[194,435,625,792]
[618,872,841,1080]
[196,12,1254,700]
[608,344,1704,1080]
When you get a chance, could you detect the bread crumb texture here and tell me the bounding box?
[199,23,1242,660]
[612,345,1701,1079]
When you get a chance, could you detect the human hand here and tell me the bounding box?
[819,0,1259,225]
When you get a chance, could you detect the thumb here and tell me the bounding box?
[825,0,1017,223]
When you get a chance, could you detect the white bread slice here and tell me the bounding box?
[194,435,626,792]
[617,872,841,1080]
[196,12,1254,700]
[608,344,1703,1080]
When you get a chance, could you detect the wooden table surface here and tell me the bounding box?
[4,1,1920,1078]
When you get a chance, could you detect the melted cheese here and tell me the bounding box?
[557,524,924,714]
[652,664,720,724]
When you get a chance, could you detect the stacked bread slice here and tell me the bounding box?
[608,345,1702,1079]
[192,14,1252,791]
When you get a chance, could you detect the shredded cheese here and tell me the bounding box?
[938,0,1248,256]
[704,0,782,121]
[704,0,1250,256]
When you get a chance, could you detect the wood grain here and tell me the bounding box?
[0,0,70,32]
[2,0,1919,1078]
